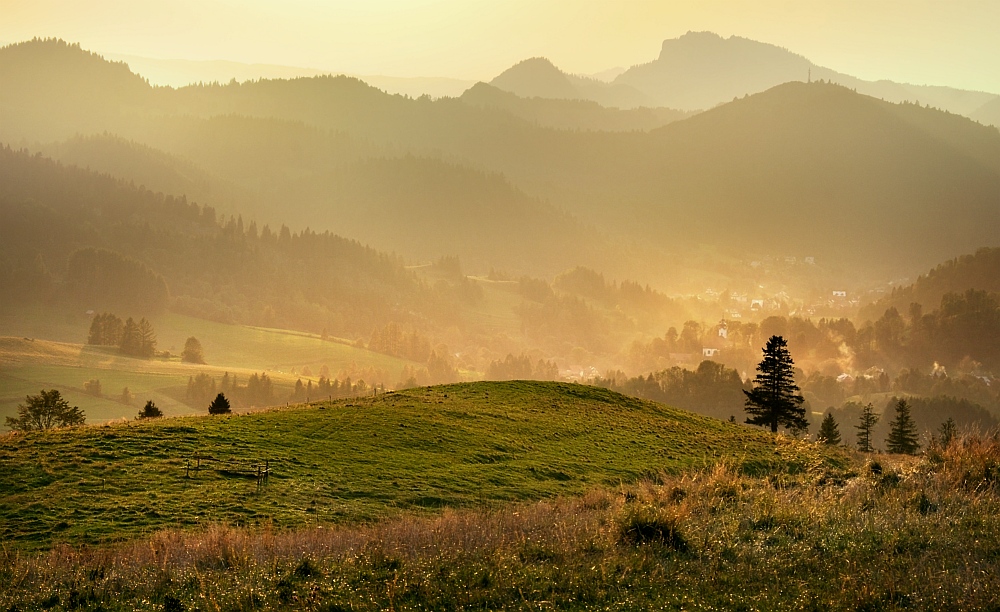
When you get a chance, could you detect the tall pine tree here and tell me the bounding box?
[817,412,841,445]
[886,398,920,454]
[856,403,879,452]
[743,335,807,433]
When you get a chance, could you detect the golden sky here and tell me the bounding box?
[3,0,999,93]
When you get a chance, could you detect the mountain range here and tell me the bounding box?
[491,31,1000,124]
[3,37,1000,291]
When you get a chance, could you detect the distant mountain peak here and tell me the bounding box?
[618,31,997,116]
[489,57,579,101]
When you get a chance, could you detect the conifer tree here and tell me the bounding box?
[137,400,163,419]
[938,417,957,447]
[119,317,141,356]
[743,335,807,433]
[856,403,879,452]
[137,318,157,358]
[208,392,231,415]
[817,412,841,445]
[886,398,920,454]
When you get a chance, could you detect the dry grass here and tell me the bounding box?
[2,433,1000,610]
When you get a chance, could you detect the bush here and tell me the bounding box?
[137,400,163,419]
[616,504,688,551]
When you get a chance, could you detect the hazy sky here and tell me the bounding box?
[3,0,999,93]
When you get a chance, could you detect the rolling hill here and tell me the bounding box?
[460,82,691,131]
[0,380,836,549]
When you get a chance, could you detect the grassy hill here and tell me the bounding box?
[0,381,843,550]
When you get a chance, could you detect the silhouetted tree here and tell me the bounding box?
[817,412,841,445]
[137,400,162,419]
[856,403,879,452]
[939,417,957,447]
[181,336,205,364]
[743,335,807,433]
[6,389,85,430]
[886,398,920,455]
[208,392,231,415]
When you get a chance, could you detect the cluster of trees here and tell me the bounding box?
[395,352,461,389]
[367,322,431,363]
[595,360,748,422]
[819,399,925,455]
[485,353,559,381]
[288,376,379,403]
[857,290,1000,371]
[188,372,272,408]
[87,313,157,358]
[628,289,1000,380]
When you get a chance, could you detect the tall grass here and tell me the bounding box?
[2,433,999,610]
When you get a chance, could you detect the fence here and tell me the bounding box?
[185,454,271,486]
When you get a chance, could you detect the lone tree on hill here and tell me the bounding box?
[208,392,231,415]
[886,398,920,454]
[743,335,807,433]
[181,336,205,364]
[856,403,879,452]
[137,400,163,419]
[817,412,841,445]
[5,389,86,431]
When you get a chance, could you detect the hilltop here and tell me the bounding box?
[489,57,654,109]
[0,381,840,550]
[615,31,998,116]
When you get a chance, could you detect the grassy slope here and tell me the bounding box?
[0,307,419,425]
[0,381,843,550]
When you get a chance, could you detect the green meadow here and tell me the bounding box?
[0,381,842,551]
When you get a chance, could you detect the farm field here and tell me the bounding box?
[0,381,843,550]
[0,306,420,426]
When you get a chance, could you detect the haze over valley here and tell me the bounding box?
[4,5,1000,608]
